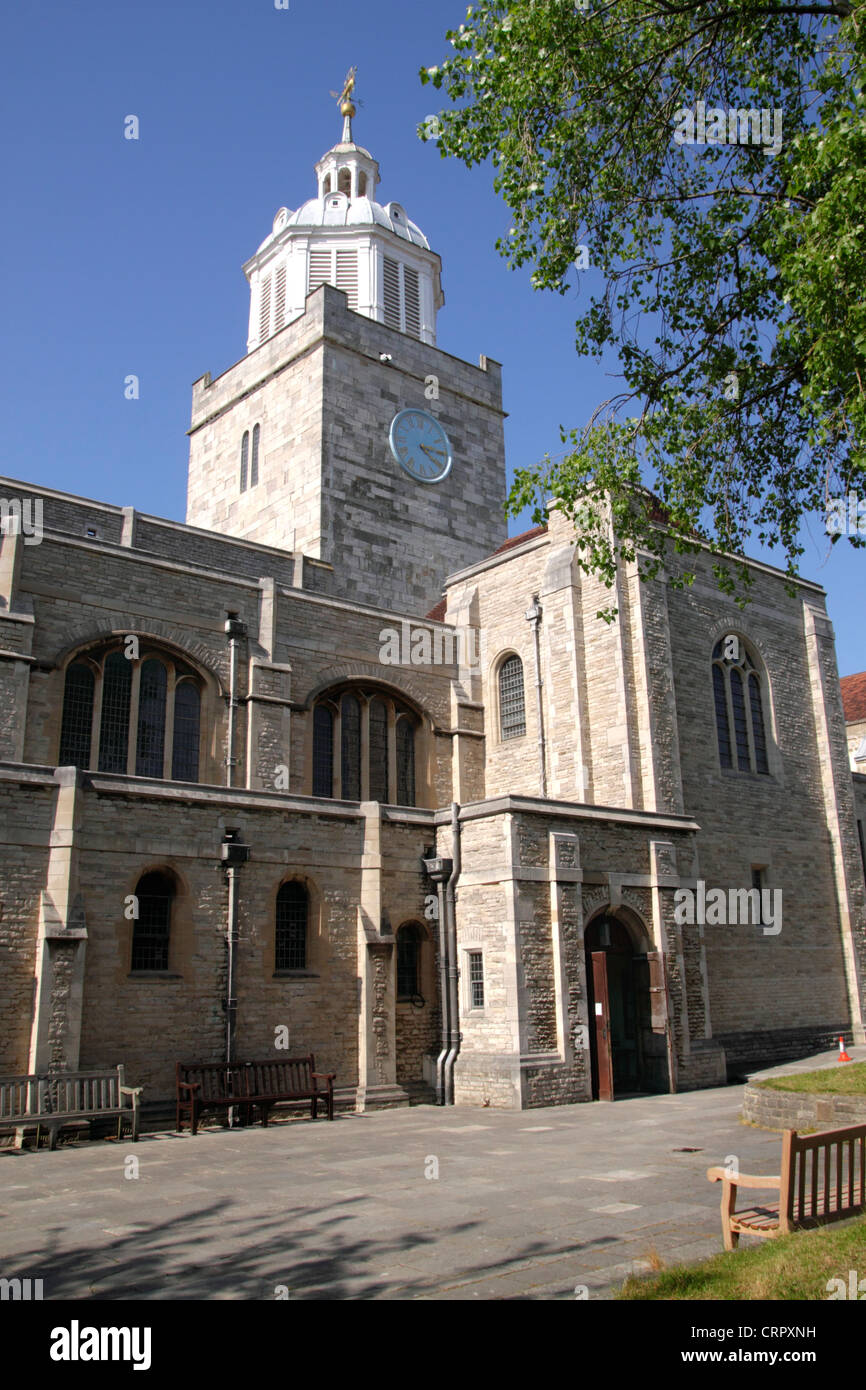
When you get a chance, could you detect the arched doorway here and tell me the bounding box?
[584,913,669,1100]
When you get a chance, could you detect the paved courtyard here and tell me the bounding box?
[1,1049,859,1301]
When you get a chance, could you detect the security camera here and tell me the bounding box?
[379,353,393,364]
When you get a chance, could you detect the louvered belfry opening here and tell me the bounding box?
[382,255,421,340]
[308,247,359,311]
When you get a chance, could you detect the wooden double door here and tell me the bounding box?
[585,915,669,1101]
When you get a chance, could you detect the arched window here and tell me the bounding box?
[172,682,200,782]
[250,424,260,487]
[357,172,367,197]
[59,642,205,781]
[323,173,333,194]
[397,922,424,999]
[131,870,174,972]
[276,881,308,970]
[240,431,249,492]
[98,652,133,772]
[59,662,95,768]
[369,698,388,803]
[712,639,770,775]
[499,654,526,740]
[311,686,420,805]
[136,659,167,777]
[341,692,362,800]
[396,717,415,806]
[338,166,351,196]
[312,704,334,797]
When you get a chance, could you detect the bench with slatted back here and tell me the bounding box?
[0,1067,142,1150]
[176,1056,335,1135]
[707,1123,866,1250]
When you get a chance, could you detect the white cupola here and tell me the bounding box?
[243,74,444,352]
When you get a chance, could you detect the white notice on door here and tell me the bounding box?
[595,1002,603,1016]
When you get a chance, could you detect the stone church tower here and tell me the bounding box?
[185,90,506,615]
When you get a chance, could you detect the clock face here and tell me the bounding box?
[389,409,453,484]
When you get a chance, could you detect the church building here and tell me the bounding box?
[1,91,865,1117]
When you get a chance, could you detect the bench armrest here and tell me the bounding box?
[706,1167,781,1188]
[312,1072,336,1083]
[119,1086,143,1098]
[177,1081,202,1094]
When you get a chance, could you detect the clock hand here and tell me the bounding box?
[419,442,446,461]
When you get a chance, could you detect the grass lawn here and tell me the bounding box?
[756,1062,866,1096]
[619,1217,866,1300]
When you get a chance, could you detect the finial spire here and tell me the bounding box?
[331,66,358,144]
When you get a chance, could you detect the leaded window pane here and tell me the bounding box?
[136,659,167,778]
[730,668,751,771]
[240,432,249,492]
[98,652,132,773]
[469,952,484,1008]
[499,655,526,740]
[749,673,769,774]
[172,682,200,782]
[59,662,94,768]
[369,699,388,803]
[131,871,173,971]
[341,693,361,800]
[396,718,415,806]
[276,882,307,970]
[312,704,334,797]
[712,663,732,769]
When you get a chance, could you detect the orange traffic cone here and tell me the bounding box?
[838,1035,852,1063]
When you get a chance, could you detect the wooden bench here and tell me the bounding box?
[707,1123,866,1250]
[176,1056,336,1135]
[0,1067,142,1150]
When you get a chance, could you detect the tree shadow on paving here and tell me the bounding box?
[9,1193,624,1300]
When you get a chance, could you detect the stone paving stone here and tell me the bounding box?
[0,1084,802,1300]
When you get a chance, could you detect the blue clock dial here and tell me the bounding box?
[389,409,453,484]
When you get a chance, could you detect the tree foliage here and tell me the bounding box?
[420,0,866,610]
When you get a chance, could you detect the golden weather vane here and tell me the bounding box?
[330,66,358,116]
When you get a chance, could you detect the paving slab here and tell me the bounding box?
[0,1081,819,1300]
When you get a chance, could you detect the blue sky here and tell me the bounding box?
[1,0,861,676]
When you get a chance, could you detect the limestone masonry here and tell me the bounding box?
[1,109,865,1117]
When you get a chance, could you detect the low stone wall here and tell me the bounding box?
[743,1083,866,1131]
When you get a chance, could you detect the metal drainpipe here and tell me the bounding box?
[221,830,250,1116]
[422,849,452,1107]
[525,596,547,799]
[224,612,247,788]
[434,875,450,1106]
[443,801,462,1105]
[225,861,241,1065]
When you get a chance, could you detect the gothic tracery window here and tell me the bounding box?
[310,686,419,805]
[58,644,204,782]
[712,638,770,774]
